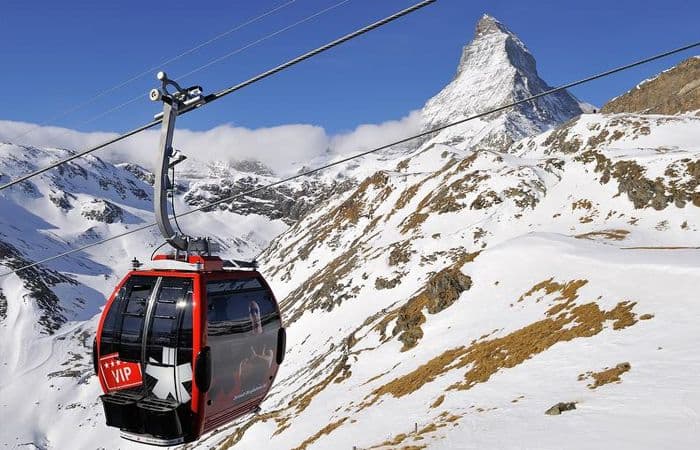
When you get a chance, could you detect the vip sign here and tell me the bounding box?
[100,353,143,390]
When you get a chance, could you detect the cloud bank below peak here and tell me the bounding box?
[0,111,422,176]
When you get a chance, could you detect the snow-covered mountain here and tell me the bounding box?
[1,13,699,450]
[421,15,585,150]
[225,116,699,450]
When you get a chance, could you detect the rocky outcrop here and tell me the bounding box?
[185,177,355,225]
[512,114,700,210]
[49,191,75,211]
[118,163,155,185]
[602,57,700,115]
[80,199,124,223]
[379,262,473,351]
[0,240,76,333]
[0,287,6,322]
[230,159,276,176]
[545,402,577,415]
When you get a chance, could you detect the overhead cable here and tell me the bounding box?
[65,0,354,131]
[2,38,699,278]
[0,0,436,193]
[0,0,297,150]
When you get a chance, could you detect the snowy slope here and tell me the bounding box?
[202,110,699,450]
[0,145,288,449]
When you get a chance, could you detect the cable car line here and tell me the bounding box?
[63,0,354,133]
[1,38,698,279]
[0,0,298,152]
[177,0,353,81]
[0,0,437,193]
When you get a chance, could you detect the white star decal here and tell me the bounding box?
[145,347,192,403]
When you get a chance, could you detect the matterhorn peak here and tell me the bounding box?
[474,14,507,37]
[422,14,584,150]
[456,14,535,77]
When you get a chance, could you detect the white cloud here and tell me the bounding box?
[329,110,423,156]
[0,111,423,176]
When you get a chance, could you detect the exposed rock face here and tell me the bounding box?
[0,240,75,333]
[389,263,473,351]
[185,177,355,225]
[602,57,700,115]
[230,159,276,176]
[0,287,6,321]
[80,199,124,223]
[545,402,577,415]
[49,191,75,211]
[511,114,700,211]
[118,163,155,186]
[422,14,583,150]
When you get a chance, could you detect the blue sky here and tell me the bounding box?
[0,0,697,137]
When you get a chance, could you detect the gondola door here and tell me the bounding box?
[97,273,199,445]
[202,274,282,431]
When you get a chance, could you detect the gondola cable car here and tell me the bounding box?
[93,73,286,446]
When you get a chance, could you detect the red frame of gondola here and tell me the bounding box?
[95,267,282,440]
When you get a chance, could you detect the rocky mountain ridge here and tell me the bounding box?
[203,35,700,450]
[602,56,700,115]
[230,101,699,450]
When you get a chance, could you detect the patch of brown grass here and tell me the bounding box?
[380,433,408,447]
[400,212,429,234]
[395,184,421,211]
[375,263,472,351]
[389,240,414,266]
[289,356,349,415]
[518,278,588,306]
[417,423,440,434]
[292,417,348,450]
[572,199,593,210]
[397,156,499,235]
[608,301,638,330]
[430,395,445,408]
[361,368,392,387]
[368,411,461,449]
[365,280,642,405]
[333,361,352,384]
[282,246,363,324]
[219,411,280,448]
[580,362,631,389]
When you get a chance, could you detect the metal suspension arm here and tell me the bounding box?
[151,72,208,254]
[154,99,188,251]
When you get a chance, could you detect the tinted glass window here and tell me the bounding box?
[205,278,280,416]
[124,284,151,314]
[100,276,157,359]
[146,278,193,364]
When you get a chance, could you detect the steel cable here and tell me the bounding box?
[0,0,436,192]
[0,0,297,151]
[1,38,699,278]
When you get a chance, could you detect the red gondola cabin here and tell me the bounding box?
[93,255,286,445]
